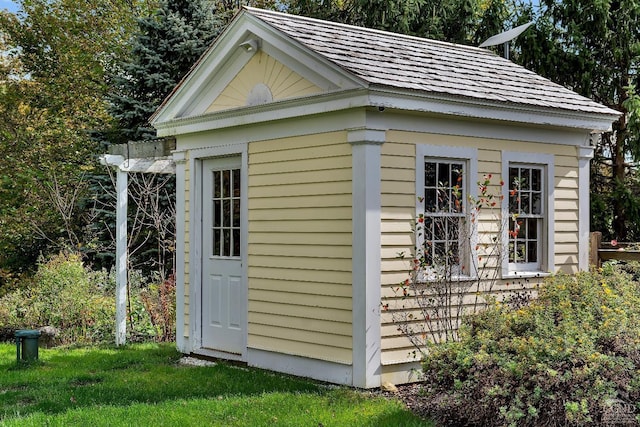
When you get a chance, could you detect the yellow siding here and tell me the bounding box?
[380,131,582,365]
[250,277,351,297]
[207,51,322,113]
[250,336,352,364]
[247,131,353,364]
[555,153,579,274]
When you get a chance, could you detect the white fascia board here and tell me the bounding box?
[366,109,592,147]
[156,83,618,140]
[155,88,370,137]
[152,11,365,127]
[368,89,620,132]
[176,108,366,152]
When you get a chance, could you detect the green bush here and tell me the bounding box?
[421,266,640,426]
[0,252,175,345]
[0,252,116,344]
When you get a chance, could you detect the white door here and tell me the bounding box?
[200,157,244,355]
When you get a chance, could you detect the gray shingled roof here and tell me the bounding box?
[246,7,618,117]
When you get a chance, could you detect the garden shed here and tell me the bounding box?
[150,7,619,388]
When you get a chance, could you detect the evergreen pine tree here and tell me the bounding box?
[90,0,226,277]
[109,0,224,143]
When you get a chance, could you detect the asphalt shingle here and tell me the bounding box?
[246,7,618,116]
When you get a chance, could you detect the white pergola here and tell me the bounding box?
[100,139,176,346]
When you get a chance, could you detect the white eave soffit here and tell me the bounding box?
[150,11,365,126]
[368,88,620,132]
[155,86,618,138]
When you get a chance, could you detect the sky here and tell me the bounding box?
[0,0,18,14]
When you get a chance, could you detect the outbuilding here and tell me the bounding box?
[151,7,619,388]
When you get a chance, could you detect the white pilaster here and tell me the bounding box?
[578,144,595,270]
[349,128,384,388]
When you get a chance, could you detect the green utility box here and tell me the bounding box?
[15,329,41,362]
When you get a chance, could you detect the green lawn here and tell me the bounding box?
[0,343,428,426]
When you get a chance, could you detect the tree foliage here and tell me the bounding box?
[287,0,510,44]
[107,0,224,143]
[0,1,146,272]
[93,0,232,280]
[515,0,640,240]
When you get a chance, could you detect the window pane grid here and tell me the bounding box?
[425,161,464,214]
[423,160,466,273]
[508,166,543,265]
[212,168,241,257]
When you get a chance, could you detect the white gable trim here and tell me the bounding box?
[154,88,370,137]
[151,11,364,126]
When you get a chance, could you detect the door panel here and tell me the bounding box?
[201,157,244,354]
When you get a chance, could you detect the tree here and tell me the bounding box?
[96,0,231,279]
[0,1,149,275]
[107,0,225,144]
[515,0,640,240]
[286,0,510,45]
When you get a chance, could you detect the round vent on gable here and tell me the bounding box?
[246,83,273,106]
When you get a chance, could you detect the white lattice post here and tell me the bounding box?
[115,165,128,346]
[100,155,128,346]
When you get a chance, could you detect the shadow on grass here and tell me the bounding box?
[0,343,326,420]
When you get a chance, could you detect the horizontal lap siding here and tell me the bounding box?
[380,131,582,366]
[247,131,353,365]
[380,137,416,366]
[554,154,580,273]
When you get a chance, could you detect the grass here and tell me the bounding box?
[0,343,429,426]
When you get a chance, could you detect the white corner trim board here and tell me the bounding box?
[349,128,384,389]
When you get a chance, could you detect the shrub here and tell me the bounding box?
[388,175,511,348]
[0,252,116,344]
[0,252,175,345]
[420,266,640,426]
[139,274,176,342]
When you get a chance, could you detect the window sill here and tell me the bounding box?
[503,271,551,279]
[417,274,478,284]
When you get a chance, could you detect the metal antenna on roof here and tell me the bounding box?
[479,22,534,60]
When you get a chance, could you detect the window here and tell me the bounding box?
[416,145,478,279]
[422,160,466,274]
[211,168,241,257]
[508,165,543,269]
[502,152,554,275]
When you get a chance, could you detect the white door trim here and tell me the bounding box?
[190,142,249,361]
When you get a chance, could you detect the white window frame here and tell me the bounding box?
[416,145,478,280]
[501,151,555,277]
